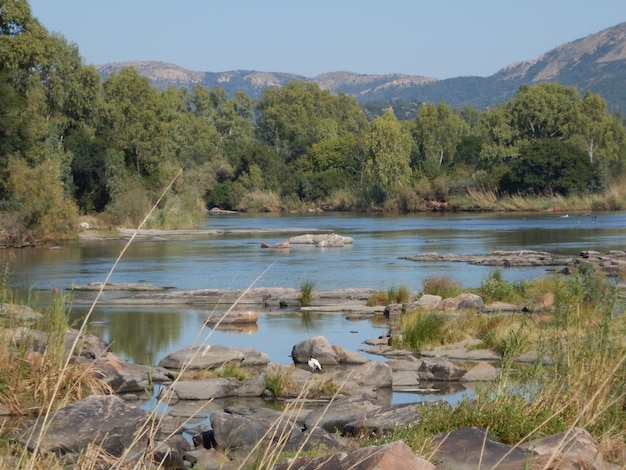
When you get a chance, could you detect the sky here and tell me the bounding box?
[28,0,626,79]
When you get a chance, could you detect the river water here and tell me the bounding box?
[2,211,625,403]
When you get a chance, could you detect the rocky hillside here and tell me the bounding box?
[96,22,626,113]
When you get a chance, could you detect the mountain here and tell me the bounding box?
[96,22,626,114]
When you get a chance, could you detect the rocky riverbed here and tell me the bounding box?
[2,277,622,469]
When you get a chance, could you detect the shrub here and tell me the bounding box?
[422,275,462,298]
[236,189,281,212]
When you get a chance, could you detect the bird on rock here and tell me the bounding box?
[308,357,322,372]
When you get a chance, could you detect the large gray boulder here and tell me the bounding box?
[303,395,382,434]
[158,344,269,370]
[164,375,267,400]
[431,427,533,470]
[11,395,152,458]
[292,336,339,366]
[418,357,467,381]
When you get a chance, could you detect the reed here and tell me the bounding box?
[299,280,315,307]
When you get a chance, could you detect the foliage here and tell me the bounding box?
[2,2,626,241]
[299,280,315,307]
[421,275,462,298]
[395,311,447,350]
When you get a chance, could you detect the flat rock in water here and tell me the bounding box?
[70,282,172,291]
[158,344,268,370]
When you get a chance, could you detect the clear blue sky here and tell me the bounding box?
[28,0,625,79]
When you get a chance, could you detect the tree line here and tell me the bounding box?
[2,0,626,245]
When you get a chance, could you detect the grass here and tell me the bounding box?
[299,280,315,307]
[366,284,412,306]
[421,275,463,298]
[383,267,626,465]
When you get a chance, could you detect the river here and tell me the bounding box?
[2,211,625,403]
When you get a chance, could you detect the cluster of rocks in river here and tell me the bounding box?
[2,293,618,469]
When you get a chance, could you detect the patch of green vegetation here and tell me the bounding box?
[299,280,315,307]
[422,275,462,298]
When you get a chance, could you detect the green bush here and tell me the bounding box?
[422,275,462,298]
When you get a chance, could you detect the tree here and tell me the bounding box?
[414,102,466,167]
[255,81,367,161]
[367,111,412,198]
[570,91,625,163]
[500,139,593,196]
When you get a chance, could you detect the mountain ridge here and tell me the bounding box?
[96,21,626,114]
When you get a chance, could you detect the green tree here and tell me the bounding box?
[570,91,625,163]
[500,139,593,196]
[255,81,367,161]
[367,111,412,198]
[414,102,466,167]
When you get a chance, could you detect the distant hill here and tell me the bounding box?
[96,22,626,115]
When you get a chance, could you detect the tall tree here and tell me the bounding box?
[414,102,466,167]
[367,111,412,198]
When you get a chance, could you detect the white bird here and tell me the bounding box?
[308,357,322,371]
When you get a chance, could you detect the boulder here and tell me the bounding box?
[329,361,393,393]
[0,304,43,323]
[164,375,266,400]
[431,426,534,470]
[303,395,382,434]
[288,233,353,246]
[440,293,484,311]
[342,402,423,436]
[418,357,467,381]
[412,294,443,310]
[292,336,339,366]
[210,410,301,451]
[519,427,609,470]
[205,310,258,324]
[158,344,268,370]
[11,395,152,458]
[260,241,290,249]
[460,361,499,382]
[272,440,435,470]
[332,345,371,364]
[96,352,174,393]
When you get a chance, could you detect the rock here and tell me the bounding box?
[418,357,467,381]
[205,310,258,324]
[342,402,423,436]
[440,292,484,311]
[210,410,301,451]
[460,361,500,382]
[431,426,534,470]
[303,395,382,434]
[288,233,353,246]
[331,345,371,364]
[292,336,339,366]
[96,352,174,393]
[273,440,435,470]
[391,370,421,387]
[235,374,267,397]
[183,447,231,469]
[329,361,393,393]
[166,377,262,400]
[158,344,268,370]
[519,427,609,470]
[386,356,422,371]
[0,304,43,323]
[412,294,443,310]
[11,395,152,458]
[261,241,290,249]
[383,303,403,319]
